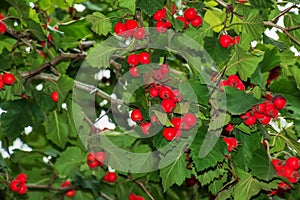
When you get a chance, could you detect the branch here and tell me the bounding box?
[271,5,296,23]
[26,184,76,192]
[33,73,123,105]
[215,0,230,9]
[134,180,155,200]
[20,53,86,79]
[263,21,300,46]
[286,24,300,32]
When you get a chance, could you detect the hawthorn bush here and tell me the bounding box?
[0,0,300,199]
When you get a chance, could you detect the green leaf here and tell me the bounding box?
[263,34,287,51]
[0,100,43,140]
[152,110,172,127]
[204,36,231,65]
[248,147,278,181]
[221,87,264,115]
[233,169,275,200]
[208,175,228,195]
[6,0,29,20]
[269,136,285,153]
[54,146,85,177]
[0,35,17,53]
[119,0,136,14]
[198,167,225,186]
[27,19,46,41]
[259,48,281,72]
[203,8,225,32]
[290,65,300,90]
[284,13,300,47]
[136,0,165,16]
[226,46,263,81]
[57,75,74,106]
[249,0,274,9]
[241,9,264,41]
[160,154,192,192]
[44,111,69,149]
[86,12,112,36]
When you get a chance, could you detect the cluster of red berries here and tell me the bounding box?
[114,19,146,40]
[271,157,300,195]
[127,52,151,77]
[219,34,240,48]
[0,13,6,34]
[129,193,145,200]
[222,137,239,153]
[220,74,245,91]
[51,91,59,102]
[0,72,16,90]
[240,95,286,126]
[61,180,76,198]
[130,65,197,140]
[103,171,117,183]
[154,6,203,33]
[87,151,106,169]
[10,174,28,195]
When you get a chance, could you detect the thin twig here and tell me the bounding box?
[271,5,296,23]
[134,180,155,200]
[26,184,76,192]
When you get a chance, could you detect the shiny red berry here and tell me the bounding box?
[18,184,27,195]
[219,34,233,48]
[153,9,166,21]
[191,15,202,28]
[182,113,197,127]
[138,52,150,64]
[184,8,197,21]
[51,91,59,102]
[3,73,16,85]
[129,67,139,77]
[65,189,76,198]
[127,54,139,66]
[155,21,167,33]
[176,16,189,29]
[149,87,159,98]
[16,174,27,184]
[125,19,138,31]
[114,22,127,36]
[0,79,4,89]
[10,180,21,192]
[133,28,146,40]
[161,99,176,113]
[272,95,286,109]
[171,118,182,129]
[141,121,151,135]
[0,22,6,34]
[244,115,257,126]
[162,127,177,141]
[285,156,300,170]
[131,109,143,122]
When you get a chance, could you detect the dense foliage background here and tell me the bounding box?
[0,0,300,199]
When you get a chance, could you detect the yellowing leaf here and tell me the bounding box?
[204,8,225,32]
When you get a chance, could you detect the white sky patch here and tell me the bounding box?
[95,69,111,81]
[74,4,86,12]
[43,155,52,163]
[36,83,43,91]
[61,103,67,110]
[25,47,31,53]
[251,41,257,48]
[264,28,279,40]
[125,39,131,46]
[290,46,300,56]
[29,2,35,8]
[0,107,7,116]
[94,110,116,130]
[24,126,33,135]
[277,1,299,14]
[99,99,108,107]
[127,110,137,127]
[0,141,10,159]
[8,138,32,154]
[269,117,294,133]
[13,21,18,27]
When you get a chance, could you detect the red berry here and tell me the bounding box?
[165,20,173,28]
[114,22,127,36]
[279,166,294,178]
[36,50,46,60]
[127,54,139,67]
[240,111,251,120]
[162,127,177,141]
[191,15,202,28]
[106,172,117,182]
[149,87,159,98]
[129,193,136,200]
[155,21,167,33]
[272,159,284,171]
[133,28,146,40]
[47,35,53,42]
[227,75,242,87]
[0,22,6,34]
[129,67,139,77]
[272,95,286,109]
[171,118,182,129]
[0,79,4,89]
[285,156,300,170]
[10,180,21,192]
[185,175,197,187]
[232,36,240,45]
[161,99,176,113]
[222,137,238,152]
[159,86,173,99]
[259,115,271,125]
[3,73,16,85]
[16,174,27,184]
[138,52,150,64]
[153,9,166,21]
[125,19,138,31]
[219,34,233,48]
[252,103,266,114]
[18,184,27,195]
[265,103,278,118]
[225,123,234,132]
[237,0,248,4]
[182,113,197,127]
[171,89,183,103]
[141,121,151,135]
[51,91,59,102]
[87,153,98,169]
[219,80,229,91]
[184,8,197,21]
[0,13,4,20]
[95,151,106,163]
[65,189,76,198]
[176,16,189,29]
[131,109,143,122]
[61,181,71,187]
[244,115,257,126]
